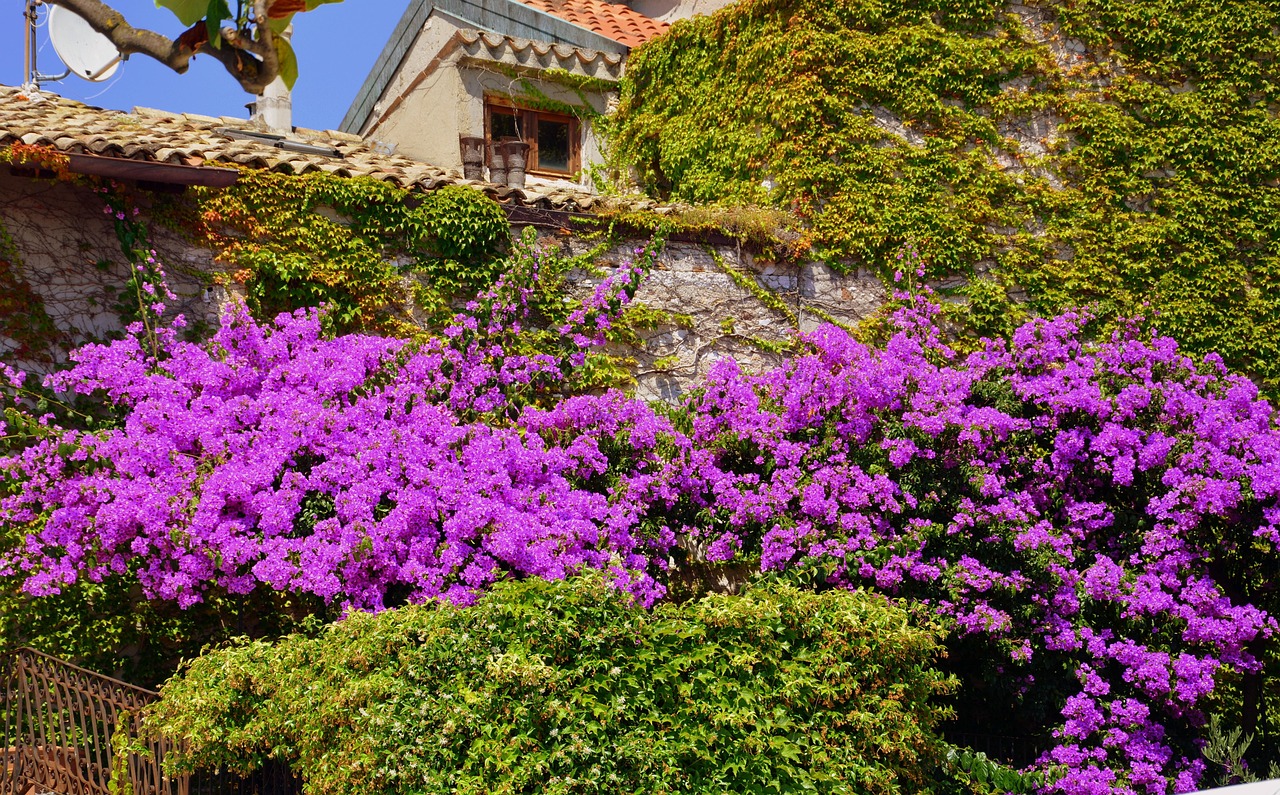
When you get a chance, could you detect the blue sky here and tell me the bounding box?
[10,1,404,131]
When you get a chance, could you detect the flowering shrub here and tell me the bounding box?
[0,237,666,610]
[665,297,1280,792]
[3,240,1280,791]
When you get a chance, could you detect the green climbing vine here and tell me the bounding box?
[486,63,610,121]
[708,246,797,323]
[174,171,664,390]
[172,170,511,336]
[611,0,1280,392]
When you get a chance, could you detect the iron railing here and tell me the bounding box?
[0,646,181,795]
[0,647,304,795]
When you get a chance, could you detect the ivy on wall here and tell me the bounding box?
[0,145,75,364]
[173,170,512,335]
[483,63,612,121]
[174,172,665,390]
[610,0,1280,390]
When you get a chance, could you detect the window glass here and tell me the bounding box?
[491,110,520,140]
[537,119,571,172]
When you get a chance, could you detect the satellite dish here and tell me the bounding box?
[47,4,121,82]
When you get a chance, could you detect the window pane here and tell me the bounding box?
[491,110,520,140]
[537,119,571,172]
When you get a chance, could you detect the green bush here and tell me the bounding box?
[416,183,512,283]
[145,574,956,795]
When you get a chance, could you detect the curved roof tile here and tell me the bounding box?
[512,0,668,48]
[0,85,664,215]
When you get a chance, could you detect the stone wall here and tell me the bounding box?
[0,172,223,377]
[532,229,886,402]
[0,173,887,396]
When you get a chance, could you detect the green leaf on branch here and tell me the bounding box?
[204,0,231,49]
[273,36,299,90]
[159,0,340,28]
[155,0,212,26]
[268,14,294,34]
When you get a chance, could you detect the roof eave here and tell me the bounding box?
[339,0,434,135]
[73,153,241,187]
[339,0,630,136]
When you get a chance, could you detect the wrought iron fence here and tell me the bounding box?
[0,647,303,795]
[0,646,178,795]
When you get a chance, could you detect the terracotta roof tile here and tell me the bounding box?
[0,84,454,183]
[0,85,663,215]
[454,28,626,68]
[513,0,668,48]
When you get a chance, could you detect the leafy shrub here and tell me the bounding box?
[144,574,956,795]
[185,174,510,333]
[664,297,1280,793]
[415,183,511,282]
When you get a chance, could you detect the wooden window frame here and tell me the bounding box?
[484,97,581,178]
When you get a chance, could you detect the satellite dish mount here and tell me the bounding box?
[23,0,123,90]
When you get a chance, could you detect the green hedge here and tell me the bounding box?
[144,575,955,795]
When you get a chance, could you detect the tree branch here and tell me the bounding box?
[41,0,279,94]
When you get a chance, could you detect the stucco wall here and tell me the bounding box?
[362,13,470,168]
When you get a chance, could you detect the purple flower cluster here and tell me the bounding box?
[666,300,1280,793]
[0,239,671,608]
[3,242,1278,791]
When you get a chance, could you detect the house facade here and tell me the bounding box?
[339,0,671,189]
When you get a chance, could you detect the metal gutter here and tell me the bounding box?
[64,153,240,187]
